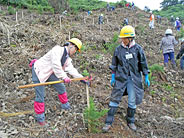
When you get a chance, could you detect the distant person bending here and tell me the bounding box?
[29,38,88,126]
[176,39,184,70]
[157,15,161,24]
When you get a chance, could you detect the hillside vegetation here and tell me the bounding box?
[0,0,184,138]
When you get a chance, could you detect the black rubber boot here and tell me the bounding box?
[102,107,118,132]
[126,107,136,131]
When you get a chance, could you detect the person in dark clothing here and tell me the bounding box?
[111,6,115,11]
[157,15,162,24]
[102,25,150,132]
[98,14,104,24]
[176,39,184,70]
[123,18,128,26]
[107,3,110,12]
[131,2,135,10]
[170,15,175,26]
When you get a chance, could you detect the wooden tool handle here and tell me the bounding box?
[18,76,88,89]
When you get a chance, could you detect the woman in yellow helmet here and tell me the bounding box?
[102,25,150,132]
[30,38,87,126]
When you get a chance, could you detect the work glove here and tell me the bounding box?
[61,102,71,110]
[144,74,150,87]
[29,59,37,68]
[111,73,115,86]
[80,80,90,86]
[63,77,71,83]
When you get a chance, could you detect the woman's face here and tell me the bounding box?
[68,44,78,57]
[122,37,130,46]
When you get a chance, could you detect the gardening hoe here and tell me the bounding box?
[85,75,93,108]
[84,75,93,133]
[18,76,88,89]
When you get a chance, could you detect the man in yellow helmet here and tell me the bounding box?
[30,38,88,126]
[102,25,150,132]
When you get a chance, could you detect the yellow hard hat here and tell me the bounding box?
[68,38,82,52]
[119,25,135,38]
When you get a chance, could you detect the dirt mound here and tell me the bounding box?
[0,6,184,137]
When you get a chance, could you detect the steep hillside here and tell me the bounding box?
[0,6,184,137]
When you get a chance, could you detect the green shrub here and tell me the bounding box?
[0,10,5,15]
[104,32,119,54]
[80,44,86,52]
[149,64,164,73]
[95,54,102,60]
[112,32,119,43]
[137,13,144,18]
[149,90,156,96]
[148,64,164,83]
[162,83,174,92]
[82,70,89,76]
[2,0,53,13]
[83,97,108,133]
[37,5,43,14]
[170,92,177,98]
[8,6,16,15]
[135,25,145,34]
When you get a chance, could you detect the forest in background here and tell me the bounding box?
[0,0,184,43]
[0,0,184,18]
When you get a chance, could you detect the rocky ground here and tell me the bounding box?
[0,5,184,138]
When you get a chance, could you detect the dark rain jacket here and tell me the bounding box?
[176,43,184,59]
[109,42,149,105]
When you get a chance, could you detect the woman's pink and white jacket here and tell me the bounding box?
[34,45,83,83]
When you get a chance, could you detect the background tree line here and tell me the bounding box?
[154,0,184,21]
[0,0,126,13]
[0,0,183,21]
[161,0,184,10]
